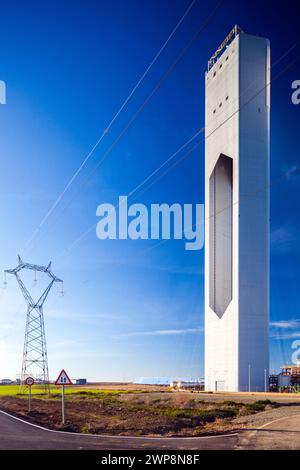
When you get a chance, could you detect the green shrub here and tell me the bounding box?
[222,400,242,407]
[244,402,266,412]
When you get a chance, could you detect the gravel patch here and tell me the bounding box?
[232,404,300,429]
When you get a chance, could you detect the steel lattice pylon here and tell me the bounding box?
[5,256,63,392]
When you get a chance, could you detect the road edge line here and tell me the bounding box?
[242,413,300,440]
[0,409,238,440]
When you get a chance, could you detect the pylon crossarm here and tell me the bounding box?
[5,257,62,281]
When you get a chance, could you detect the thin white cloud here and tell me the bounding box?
[270,319,300,339]
[270,320,300,329]
[270,226,299,253]
[271,227,295,245]
[271,331,300,340]
[285,165,300,179]
[117,327,203,338]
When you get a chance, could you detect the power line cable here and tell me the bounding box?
[130,51,300,234]
[24,0,224,255]
[55,50,300,262]
[33,34,300,259]
[21,0,199,254]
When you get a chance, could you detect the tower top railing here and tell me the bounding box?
[208,25,243,71]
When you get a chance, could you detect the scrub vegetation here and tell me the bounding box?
[0,385,279,436]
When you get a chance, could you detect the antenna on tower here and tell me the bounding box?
[5,258,63,393]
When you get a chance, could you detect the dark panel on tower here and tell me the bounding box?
[209,154,233,318]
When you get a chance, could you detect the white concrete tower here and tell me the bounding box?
[204,26,270,392]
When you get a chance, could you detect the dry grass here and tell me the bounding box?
[0,385,283,437]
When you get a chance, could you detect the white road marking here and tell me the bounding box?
[0,409,237,440]
[243,413,300,440]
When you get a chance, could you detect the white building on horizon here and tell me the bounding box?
[204,26,270,392]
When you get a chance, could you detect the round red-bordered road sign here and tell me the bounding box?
[25,376,35,386]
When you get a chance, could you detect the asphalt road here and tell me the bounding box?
[2,409,300,450]
[237,413,300,450]
[0,411,237,450]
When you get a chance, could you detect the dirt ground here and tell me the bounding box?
[0,393,232,436]
[1,384,300,437]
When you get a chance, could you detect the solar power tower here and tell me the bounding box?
[5,256,63,392]
[204,26,270,392]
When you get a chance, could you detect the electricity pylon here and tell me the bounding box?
[5,256,63,392]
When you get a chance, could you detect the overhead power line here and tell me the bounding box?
[21,0,199,254]
[32,34,300,257]
[54,48,300,262]
[52,129,204,259]
[23,0,224,255]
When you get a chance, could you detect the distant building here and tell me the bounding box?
[269,375,278,392]
[170,380,204,391]
[0,379,13,385]
[75,378,87,385]
[134,377,203,387]
[279,364,300,391]
[269,364,300,392]
[134,377,173,386]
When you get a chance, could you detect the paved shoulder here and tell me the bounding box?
[237,413,300,450]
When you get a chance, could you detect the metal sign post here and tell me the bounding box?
[61,384,65,424]
[55,369,72,425]
[25,377,35,413]
[29,385,31,412]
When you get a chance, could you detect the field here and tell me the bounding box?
[0,384,300,436]
[0,384,124,397]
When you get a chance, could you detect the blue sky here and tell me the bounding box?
[0,0,299,381]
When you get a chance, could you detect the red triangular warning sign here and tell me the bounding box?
[55,369,72,385]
